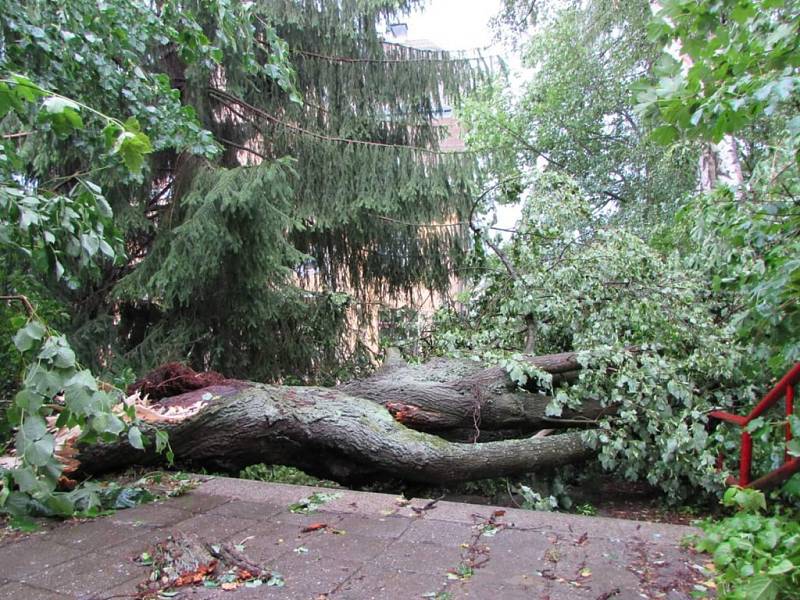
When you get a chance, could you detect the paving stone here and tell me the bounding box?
[327,513,412,539]
[317,488,408,516]
[172,513,255,542]
[231,521,311,563]
[399,517,476,546]
[108,503,192,528]
[18,548,140,596]
[92,571,144,599]
[268,552,363,596]
[450,579,546,599]
[370,540,463,576]
[206,499,285,521]
[0,582,68,600]
[300,531,392,562]
[196,477,325,505]
[405,498,504,524]
[478,527,553,576]
[161,493,231,514]
[334,565,448,600]
[42,517,147,551]
[0,537,84,578]
[0,479,709,600]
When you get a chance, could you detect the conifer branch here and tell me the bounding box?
[217,137,269,161]
[208,87,468,156]
[294,48,498,65]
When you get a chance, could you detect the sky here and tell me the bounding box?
[403,0,502,52]
[402,0,523,233]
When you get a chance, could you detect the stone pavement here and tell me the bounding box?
[0,477,712,599]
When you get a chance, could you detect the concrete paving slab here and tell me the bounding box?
[107,502,191,528]
[0,581,68,600]
[163,492,231,514]
[0,477,711,599]
[206,499,286,521]
[325,513,412,539]
[18,547,141,596]
[172,513,256,541]
[369,539,464,575]
[39,517,148,551]
[335,566,453,600]
[399,518,476,546]
[0,537,84,578]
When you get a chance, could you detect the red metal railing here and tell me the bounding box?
[709,362,800,489]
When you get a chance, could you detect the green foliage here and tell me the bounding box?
[638,0,800,150]
[432,173,756,501]
[238,464,338,489]
[463,0,697,219]
[288,491,342,514]
[693,487,800,599]
[638,0,800,370]
[4,0,485,383]
[0,57,167,517]
[438,0,799,506]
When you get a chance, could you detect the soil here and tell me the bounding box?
[442,475,715,526]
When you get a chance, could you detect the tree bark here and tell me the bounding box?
[339,351,603,438]
[76,383,596,484]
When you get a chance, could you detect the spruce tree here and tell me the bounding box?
[4,1,487,383]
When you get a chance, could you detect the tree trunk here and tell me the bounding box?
[339,351,603,438]
[76,383,595,484]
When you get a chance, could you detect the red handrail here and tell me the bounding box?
[709,362,800,489]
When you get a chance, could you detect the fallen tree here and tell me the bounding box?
[338,350,605,439]
[68,351,605,484]
[77,382,596,484]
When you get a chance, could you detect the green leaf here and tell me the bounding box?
[41,96,80,115]
[651,125,679,145]
[8,515,40,532]
[54,346,76,368]
[65,369,97,392]
[12,468,41,494]
[21,414,48,441]
[767,559,794,575]
[713,542,734,567]
[786,438,800,458]
[737,575,779,600]
[43,493,75,517]
[23,434,55,467]
[128,426,144,450]
[781,474,800,497]
[13,321,46,352]
[11,74,45,101]
[40,97,84,135]
[110,118,153,173]
[14,389,43,412]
